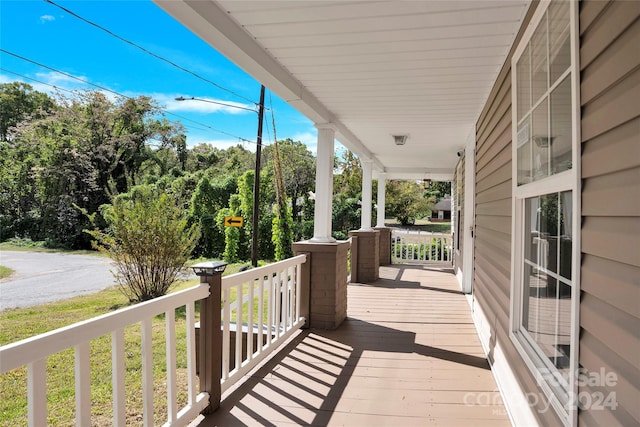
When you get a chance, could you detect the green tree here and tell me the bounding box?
[386,180,434,226]
[0,82,55,142]
[220,195,242,263]
[86,186,200,302]
[263,138,315,240]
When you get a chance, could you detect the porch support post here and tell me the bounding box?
[197,272,222,414]
[360,159,373,230]
[311,123,336,243]
[376,173,386,228]
[292,241,349,329]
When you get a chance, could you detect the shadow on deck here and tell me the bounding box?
[191,265,510,426]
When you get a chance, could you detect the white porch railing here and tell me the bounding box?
[391,229,453,265]
[219,254,306,393]
[0,284,209,427]
[0,255,307,427]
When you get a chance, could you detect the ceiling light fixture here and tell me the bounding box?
[393,135,408,145]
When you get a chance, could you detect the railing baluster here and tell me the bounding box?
[258,277,265,352]
[295,263,301,321]
[185,303,196,406]
[267,274,273,346]
[247,280,255,362]
[112,329,126,427]
[282,268,289,330]
[74,342,91,427]
[222,287,231,379]
[27,358,47,427]
[234,283,242,371]
[165,309,177,424]
[274,273,281,339]
[141,318,153,427]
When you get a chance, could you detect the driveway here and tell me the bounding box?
[0,251,116,311]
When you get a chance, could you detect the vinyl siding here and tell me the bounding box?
[473,0,563,423]
[578,1,640,425]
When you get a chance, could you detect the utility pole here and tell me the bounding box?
[251,85,265,267]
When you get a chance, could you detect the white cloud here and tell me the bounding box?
[161,95,255,115]
[39,15,55,23]
[35,70,88,87]
[184,135,257,152]
[291,130,317,154]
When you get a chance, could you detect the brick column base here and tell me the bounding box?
[348,230,380,283]
[375,227,392,266]
[292,240,349,330]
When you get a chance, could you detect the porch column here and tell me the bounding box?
[311,123,336,243]
[350,159,379,282]
[374,173,391,266]
[360,159,373,230]
[376,173,386,227]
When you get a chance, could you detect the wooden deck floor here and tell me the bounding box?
[192,265,510,426]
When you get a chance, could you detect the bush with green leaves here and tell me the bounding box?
[86,186,200,303]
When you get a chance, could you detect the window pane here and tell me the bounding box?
[558,191,572,280]
[522,192,573,379]
[555,281,572,381]
[517,44,531,121]
[524,197,538,262]
[539,193,559,273]
[532,100,549,181]
[550,76,572,174]
[531,14,548,104]
[549,0,571,84]
[517,119,532,185]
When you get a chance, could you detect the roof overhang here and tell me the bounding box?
[154,0,531,179]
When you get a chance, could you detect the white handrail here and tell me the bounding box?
[219,254,306,393]
[0,255,309,426]
[0,283,210,427]
[391,229,453,264]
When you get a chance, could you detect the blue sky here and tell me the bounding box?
[0,0,324,153]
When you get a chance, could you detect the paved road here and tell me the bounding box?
[0,251,116,311]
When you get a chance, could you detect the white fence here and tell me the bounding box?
[391,229,453,265]
[220,254,306,393]
[0,255,307,427]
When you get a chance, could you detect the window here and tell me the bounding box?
[510,1,580,425]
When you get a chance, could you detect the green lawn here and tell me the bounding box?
[0,266,13,280]
[384,218,452,233]
[0,262,254,427]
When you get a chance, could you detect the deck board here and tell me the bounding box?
[193,265,510,426]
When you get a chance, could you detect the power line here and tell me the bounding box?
[1,49,124,99]
[0,68,77,94]
[0,50,257,146]
[0,52,315,159]
[44,0,258,106]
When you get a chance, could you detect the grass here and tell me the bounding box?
[0,262,256,427]
[0,238,104,256]
[0,266,13,280]
[385,218,452,234]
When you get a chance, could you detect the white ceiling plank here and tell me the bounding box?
[154,0,531,174]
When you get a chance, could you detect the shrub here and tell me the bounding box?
[86,186,200,303]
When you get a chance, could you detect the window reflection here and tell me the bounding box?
[522,191,572,383]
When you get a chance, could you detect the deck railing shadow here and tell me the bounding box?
[197,317,491,426]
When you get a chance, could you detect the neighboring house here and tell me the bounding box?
[431,196,451,221]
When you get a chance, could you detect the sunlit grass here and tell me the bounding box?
[0,266,13,280]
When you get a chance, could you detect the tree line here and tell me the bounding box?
[0,82,447,263]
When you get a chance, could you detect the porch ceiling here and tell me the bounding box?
[154,0,530,179]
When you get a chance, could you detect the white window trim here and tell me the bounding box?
[509,1,581,426]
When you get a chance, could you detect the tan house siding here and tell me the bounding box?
[474,1,563,424]
[579,1,640,425]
